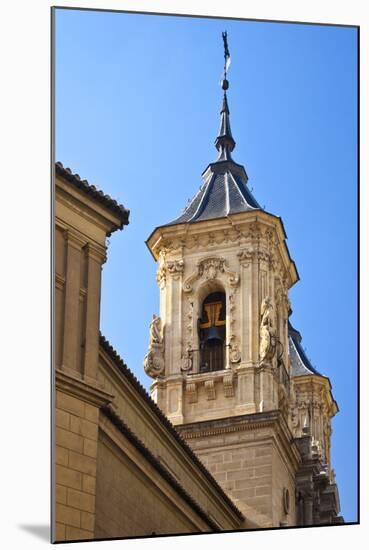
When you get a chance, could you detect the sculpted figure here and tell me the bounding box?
[259,296,277,363]
[144,314,165,378]
[149,314,162,345]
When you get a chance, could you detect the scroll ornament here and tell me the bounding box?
[183,256,239,293]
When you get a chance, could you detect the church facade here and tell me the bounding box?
[53,42,343,542]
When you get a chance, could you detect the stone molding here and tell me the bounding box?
[55,367,113,408]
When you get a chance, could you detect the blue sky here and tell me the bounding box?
[55,8,358,523]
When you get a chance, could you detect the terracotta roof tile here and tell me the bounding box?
[55,161,130,229]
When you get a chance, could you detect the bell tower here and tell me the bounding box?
[144,33,298,427]
[143,33,340,528]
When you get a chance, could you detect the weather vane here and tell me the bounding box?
[221,31,231,90]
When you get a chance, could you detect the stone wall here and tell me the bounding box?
[177,411,299,528]
[54,390,100,541]
[95,427,209,537]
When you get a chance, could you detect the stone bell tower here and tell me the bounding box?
[143,34,341,528]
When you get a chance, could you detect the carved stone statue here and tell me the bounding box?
[259,296,277,363]
[149,314,162,345]
[144,314,165,378]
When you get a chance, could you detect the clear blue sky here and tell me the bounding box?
[55,8,358,523]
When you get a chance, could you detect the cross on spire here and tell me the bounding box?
[216,31,235,161]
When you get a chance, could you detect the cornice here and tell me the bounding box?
[55,367,113,407]
[178,410,301,472]
[147,214,298,288]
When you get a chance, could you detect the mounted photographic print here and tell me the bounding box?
[52,6,358,543]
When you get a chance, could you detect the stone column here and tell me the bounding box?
[61,230,85,375]
[83,243,106,384]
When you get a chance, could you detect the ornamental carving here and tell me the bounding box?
[205,379,216,400]
[143,314,165,378]
[183,256,239,293]
[186,382,197,403]
[237,247,255,267]
[245,221,262,241]
[185,299,194,351]
[238,247,277,271]
[167,259,184,279]
[227,289,241,364]
[276,284,290,313]
[259,296,277,364]
[181,349,193,372]
[229,346,241,363]
[223,372,234,397]
[156,265,166,289]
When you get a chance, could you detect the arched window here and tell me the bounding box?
[199,291,226,372]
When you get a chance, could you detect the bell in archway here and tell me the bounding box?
[206,326,223,342]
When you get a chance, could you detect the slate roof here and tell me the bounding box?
[55,161,130,227]
[162,91,261,228]
[288,321,322,377]
[167,167,261,225]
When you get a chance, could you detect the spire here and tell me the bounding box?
[158,31,261,228]
[215,31,236,161]
[215,91,236,160]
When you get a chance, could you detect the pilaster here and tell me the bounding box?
[61,230,85,376]
[83,242,106,383]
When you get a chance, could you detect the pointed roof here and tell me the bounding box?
[160,35,261,229]
[288,321,322,377]
[166,86,261,226]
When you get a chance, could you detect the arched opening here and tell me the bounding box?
[198,291,226,372]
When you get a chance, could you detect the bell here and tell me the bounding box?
[206,326,223,342]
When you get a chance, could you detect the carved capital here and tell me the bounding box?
[65,229,86,250]
[85,242,107,264]
[166,259,184,279]
[237,247,255,267]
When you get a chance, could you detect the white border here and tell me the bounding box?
[1,1,365,548]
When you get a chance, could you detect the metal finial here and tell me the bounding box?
[221,31,231,90]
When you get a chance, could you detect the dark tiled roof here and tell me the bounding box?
[166,166,260,226]
[55,161,130,228]
[99,333,244,522]
[288,321,322,377]
[158,89,261,229]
